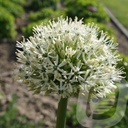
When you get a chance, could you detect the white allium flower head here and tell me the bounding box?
[16,17,123,98]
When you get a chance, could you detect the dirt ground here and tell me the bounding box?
[0,21,128,128]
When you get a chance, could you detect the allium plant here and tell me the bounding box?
[16,17,123,128]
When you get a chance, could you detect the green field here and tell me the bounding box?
[98,0,128,30]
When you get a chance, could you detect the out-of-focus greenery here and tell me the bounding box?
[94,90,128,128]
[85,18,116,41]
[0,95,44,128]
[23,8,66,37]
[98,0,128,30]
[117,54,128,81]
[22,20,48,38]
[67,91,128,128]
[29,8,65,22]
[0,7,16,40]
[0,0,24,17]
[27,0,57,11]
[66,103,84,128]
[0,0,25,39]
[0,0,115,41]
[22,0,113,39]
[10,0,26,6]
[64,0,109,23]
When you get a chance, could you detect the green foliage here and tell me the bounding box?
[93,90,128,128]
[0,0,24,17]
[94,109,128,128]
[64,0,109,23]
[10,0,26,6]
[98,0,128,30]
[85,18,116,40]
[0,7,16,39]
[23,7,65,37]
[28,0,57,11]
[29,8,65,22]
[22,20,48,37]
[117,54,128,80]
[66,103,81,127]
[67,93,128,128]
[0,95,44,128]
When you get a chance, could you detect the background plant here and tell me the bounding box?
[66,103,84,128]
[0,95,44,128]
[117,54,128,81]
[0,7,16,40]
[64,0,109,23]
[98,0,128,30]
[27,0,58,11]
[29,8,65,22]
[0,0,24,18]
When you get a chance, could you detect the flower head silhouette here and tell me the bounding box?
[16,17,123,98]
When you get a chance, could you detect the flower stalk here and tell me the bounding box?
[56,97,68,128]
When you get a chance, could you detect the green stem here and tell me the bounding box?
[86,87,94,117]
[86,91,92,117]
[56,97,68,128]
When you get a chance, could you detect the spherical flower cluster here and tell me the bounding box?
[16,17,123,98]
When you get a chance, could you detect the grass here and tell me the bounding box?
[98,0,128,30]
